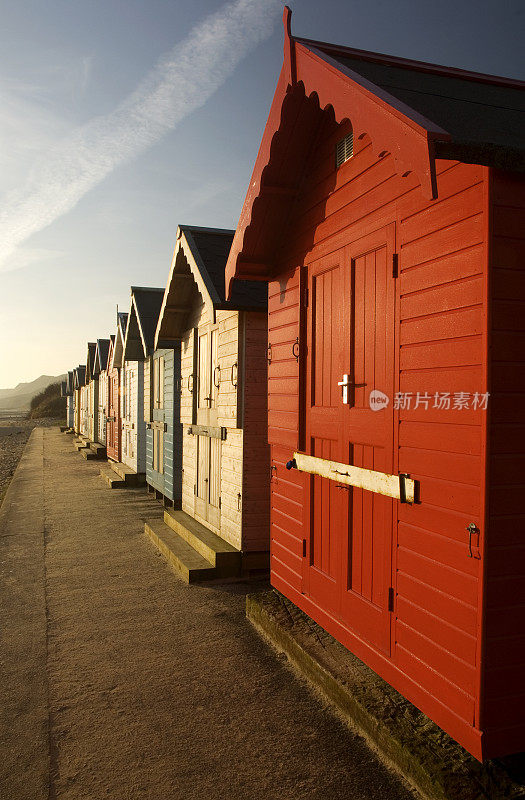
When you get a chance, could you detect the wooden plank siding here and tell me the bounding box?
[268,267,301,450]
[178,301,269,553]
[242,311,270,551]
[395,161,485,729]
[66,396,74,429]
[482,169,525,754]
[267,110,489,743]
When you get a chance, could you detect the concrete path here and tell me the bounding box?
[1,428,415,800]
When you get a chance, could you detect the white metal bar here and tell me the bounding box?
[292,451,416,504]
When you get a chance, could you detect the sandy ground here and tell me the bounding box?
[1,427,416,800]
[0,413,63,504]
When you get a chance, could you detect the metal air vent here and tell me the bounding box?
[335,132,354,168]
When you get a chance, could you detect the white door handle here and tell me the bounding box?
[338,374,350,404]
[337,374,367,404]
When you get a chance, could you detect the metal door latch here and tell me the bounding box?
[466,522,480,558]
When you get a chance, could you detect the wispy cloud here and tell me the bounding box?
[0,83,69,188]
[0,0,282,271]
[79,55,94,96]
[186,180,234,212]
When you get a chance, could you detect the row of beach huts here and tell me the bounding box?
[64,223,269,578]
[61,10,525,763]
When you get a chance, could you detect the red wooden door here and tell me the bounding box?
[107,369,121,462]
[304,225,396,654]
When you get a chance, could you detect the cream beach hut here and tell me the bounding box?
[147,225,269,581]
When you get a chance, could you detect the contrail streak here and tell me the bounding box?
[0,0,282,270]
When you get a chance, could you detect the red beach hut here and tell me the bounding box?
[225,8,525,761]
[106,313,128,463]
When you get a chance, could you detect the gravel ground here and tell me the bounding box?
[1,428,416,800]
[0,414,64,505]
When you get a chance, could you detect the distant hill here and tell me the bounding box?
[0,374,67,411]
[28,382,66,420]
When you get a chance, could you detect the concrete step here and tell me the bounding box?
[144,519,217,583]
[74,441,89,451]
[99,465,126,489]
[89,441,107,459]
[81,447,98,460]
[163,509,241,578]
[108,461,146,486]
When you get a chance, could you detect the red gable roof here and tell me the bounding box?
[225,7,525,297]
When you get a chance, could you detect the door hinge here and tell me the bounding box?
[388,586,395,612]
[219,496,221,509]
[392,253,399,279]
[193,483,196,495]
[302,539,307,558]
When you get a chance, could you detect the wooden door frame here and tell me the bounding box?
[301,250,346,607]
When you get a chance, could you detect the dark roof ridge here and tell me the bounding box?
[297,36,525,89]
[130,286,165,293]
[179,224,236,236]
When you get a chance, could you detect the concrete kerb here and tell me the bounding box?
[246,590,525,800]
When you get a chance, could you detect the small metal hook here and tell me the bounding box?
[466,522,479,558]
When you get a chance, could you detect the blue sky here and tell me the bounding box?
[0,0,523,388]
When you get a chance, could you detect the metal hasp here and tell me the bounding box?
[187,424,227,441]
[292,452,417,504]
